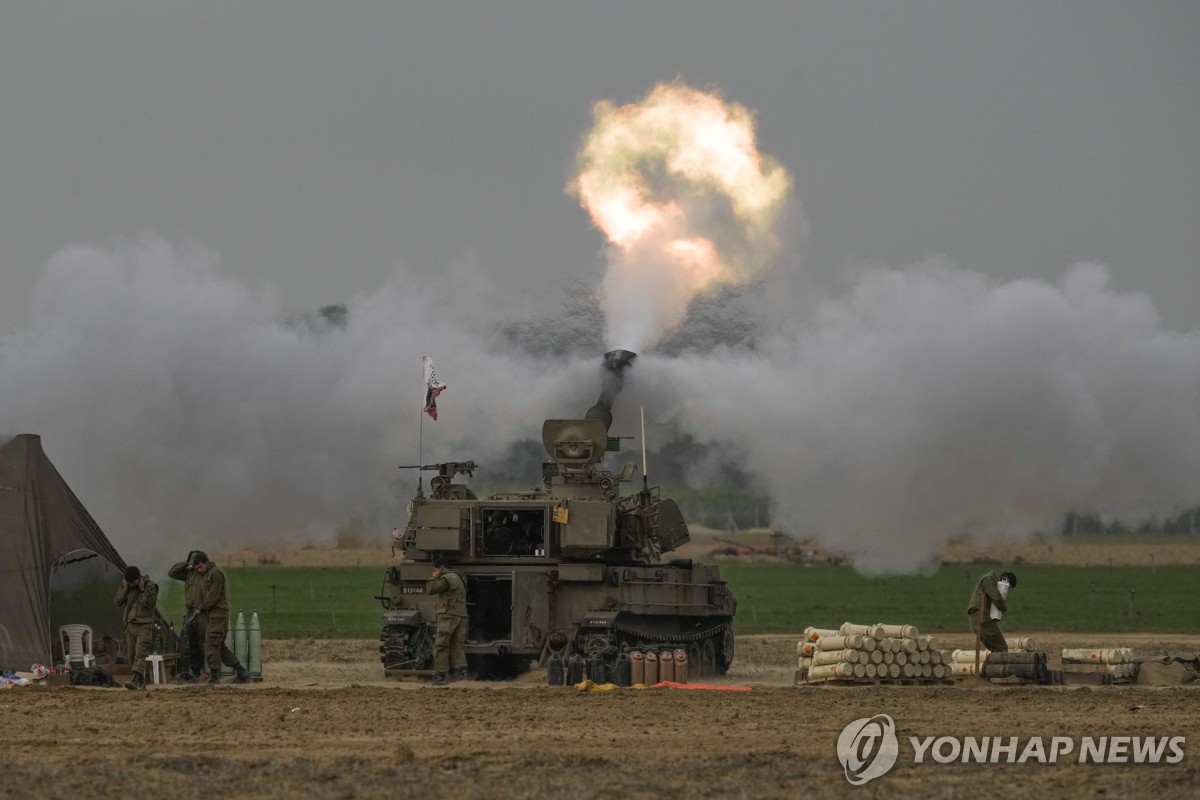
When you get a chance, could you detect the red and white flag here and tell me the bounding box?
[422,355,446,420]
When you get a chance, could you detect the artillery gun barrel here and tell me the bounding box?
[586,349,637,431]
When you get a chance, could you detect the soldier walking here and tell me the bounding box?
[426,556,468,685]
[194,556,251,684]
[167,550,207,681]
[114,565,159,690]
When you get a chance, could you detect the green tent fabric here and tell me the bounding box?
[0,434,135,668]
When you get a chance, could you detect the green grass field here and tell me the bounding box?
[155,562,1199,639]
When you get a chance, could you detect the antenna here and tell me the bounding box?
[640,405,648,491]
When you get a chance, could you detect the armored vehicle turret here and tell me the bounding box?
[377,350,737,680]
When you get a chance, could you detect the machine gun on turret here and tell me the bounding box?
[398,461,478,499]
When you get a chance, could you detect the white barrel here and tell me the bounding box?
[887,663,900,679]
[881,651,895,665]
[1062,648,1131,664]
[859,636,877,653]
[930,650,944,666]
[852,663,867,679]
[950,649,991,663]
[870,649,884,665]
[817,634,864,651]
[899,638,918,654]
[894,651,908,667]
[798,656,812,670]
[901,663,916,679]
[812,649,860,667]
[932,664,947,679]
[917,650,930,665]
[1008,636,1037,652]
[878,624,919,639]
[808,662,854,681]
[920,663,932,679]
[805,627,840,642]
[797,641,817,657]
[949,662,977,676]
[864,662,878,679]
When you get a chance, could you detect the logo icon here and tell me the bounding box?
[837,714,899,785]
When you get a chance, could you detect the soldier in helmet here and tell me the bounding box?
[167,550,208,681]
[194,555,252,684]
[426,555,468,685]
[114,565,159,691]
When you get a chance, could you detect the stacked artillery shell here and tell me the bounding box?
[1061,647,1137,684]
[800,622,948,683]
[946,646,1050,682]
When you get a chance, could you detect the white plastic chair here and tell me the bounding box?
[59,624,96,668]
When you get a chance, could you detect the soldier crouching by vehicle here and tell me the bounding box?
[194,555,251,684]
[168,550,208,682]
[114,565,159,690]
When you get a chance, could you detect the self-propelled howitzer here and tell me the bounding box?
[377,350,737,679]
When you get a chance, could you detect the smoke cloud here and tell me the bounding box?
[3,83,1199,575]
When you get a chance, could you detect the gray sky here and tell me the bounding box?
[3,1,1198,330]
[3,2,1199,574]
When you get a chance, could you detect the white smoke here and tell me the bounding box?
[633,260,1200,573]
[0,234,599,567]
[3,236,1199,576]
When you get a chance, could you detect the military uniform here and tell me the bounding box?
[966,572,1010,653]
[114,573,159,688]
[426,568,468,680]
[168,555,206,678]
[197,562,251,683]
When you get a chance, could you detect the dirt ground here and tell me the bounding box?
[3,632,1198,799]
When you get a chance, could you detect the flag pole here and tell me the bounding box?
[417,360,425,497]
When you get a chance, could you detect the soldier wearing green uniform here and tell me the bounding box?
[114,565,159,691]
[966,571,1018,653]
[194,557,251,684]
[167,550,208,681]
[426,556,468,685]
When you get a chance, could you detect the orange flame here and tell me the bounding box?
[570,82,792,349]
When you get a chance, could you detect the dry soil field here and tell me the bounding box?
[5,538,1197,798]
[3,632,1198,799]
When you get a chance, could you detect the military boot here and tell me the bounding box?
[124,671,146,691]
[232,663,251,684]
[455,667,470,682]
[432,672,449,686]
[207,669,222,685]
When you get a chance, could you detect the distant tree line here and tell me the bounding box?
[1061,508,1200,537]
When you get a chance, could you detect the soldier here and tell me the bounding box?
[426,555,468,685]
[194,556,251,684]
[167,550,208,682]
[966,570,1018,653]
[114,565,159,691]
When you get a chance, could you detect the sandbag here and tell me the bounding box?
[1136,653,1200,686]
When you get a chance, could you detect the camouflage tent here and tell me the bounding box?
[0,434,137,669]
